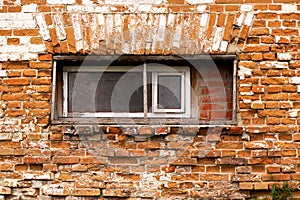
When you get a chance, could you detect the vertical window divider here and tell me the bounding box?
[143,62,148,120]
[63,71,68,117]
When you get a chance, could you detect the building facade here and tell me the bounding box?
[0,0,300,199]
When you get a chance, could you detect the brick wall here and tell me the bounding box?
[0,0,300,199]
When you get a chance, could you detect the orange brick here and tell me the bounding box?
[29,62,51,69]
[13,29,39,36]
[0,30,12,36]
[7,38,19,45]
[30,37,43,44]
[20,0,46,4]
[7,6,21,12]
[3,78,30,85]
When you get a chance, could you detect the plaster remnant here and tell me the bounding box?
[240,4,253,12]
[212,27,223,51]
[35,14,51,41]
[23,4,37,13]
[187,0,214,5]
[238,66,252,77]
[197,5,207,12]
[0,70,6,77]
[200,14,209,27]
[288,110,298,118]
[71,13,83,41]
[282,4,297,12]
[47,0,76,4]
[291,77,300,84]
[138,5,152,12]
[244,13,254,26]
[278,53,292,61]
[157,15,166,42]
[220,41,228,52]
[236,13,245,27]
[167,14,175,27]
[53,14,67,41]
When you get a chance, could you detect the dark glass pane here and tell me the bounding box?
[68,72,101,112]
[157,75,181,109]
[68,72,145,113]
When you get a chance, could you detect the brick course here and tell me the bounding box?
[0,0,300,199]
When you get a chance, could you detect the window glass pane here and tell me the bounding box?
[68,72,100,112]
[68,72,145,113]
[157,75,181,109]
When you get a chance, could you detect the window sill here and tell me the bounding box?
[51,117,236,126]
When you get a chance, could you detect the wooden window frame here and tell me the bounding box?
[51,55,237,125]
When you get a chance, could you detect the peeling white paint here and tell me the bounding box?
[172,26,181,48]
[23,4,37,13]
[241,4,253,12]
[291,77,300,84]
[236,14,245,27]
[197,5,207,12]
[71,13,83,41]
[157,15,166,42]
[278,53,292,61]
[167,14,175,27]
[200,13,208,27]
[53,14,67,41]
[220,41,228,52]
[238,66,252,77]
[244,13,253,26]
[187,0,213,4]
[288,110,298,118]
[35,14,51,41]
[282,4,297,12]
[212,27,223,51]
[47,0,76,4]
[0,70,7,77]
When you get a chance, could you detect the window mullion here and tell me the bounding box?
[143,62,148,120]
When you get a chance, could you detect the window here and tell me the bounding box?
[62,64,190,118]
[52,55,236,124]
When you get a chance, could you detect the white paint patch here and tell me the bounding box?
[243,99,252,103]
[282,4,297,12]
[212,27,223,51]
[82,0,94,4]
[241,4,253,12]
[23,4,37,13]
[220,41,228,52]
[35,14,51,41]
[167,14,175,27]
[288,110,298,118]
[97,14,105,26]
[0,70,6,77]
[53,14,67,41]
[71,13,83,41]
[236,13,245,27]
[47,0,76,4]
[187,0,213,4]
[200,13,208,27]
[172,26,181,48]
[240,91,254,96]
[278,53,292,61]
[138,5,152,12]
[197,5,207,12]
[244,13,253,26]
[238,66,252,77]
[291,77,300,84]
[260,61,288,69]
[157,15,166,42]
[298,85,300,93]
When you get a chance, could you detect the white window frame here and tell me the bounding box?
[62,65,191,118]
[152,72,185,113]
